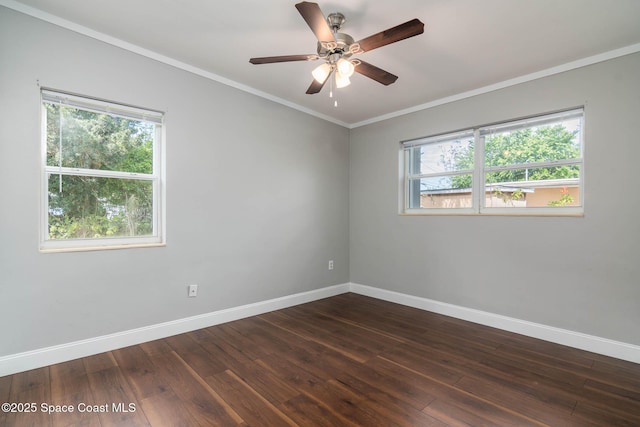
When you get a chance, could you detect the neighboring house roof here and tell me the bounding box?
[422,178,578,195]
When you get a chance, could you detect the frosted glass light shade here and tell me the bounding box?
[312,63,332,83]
[336,59,355,77]
[335,71,351,88]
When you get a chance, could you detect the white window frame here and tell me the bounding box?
[40,89,166,252]
[400,108,584,216]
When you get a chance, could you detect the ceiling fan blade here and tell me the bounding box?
[295,1,336,43]
[306,74,330,94]
[250,54,319,64]
[354,60,398,85]
[355,18,424,52]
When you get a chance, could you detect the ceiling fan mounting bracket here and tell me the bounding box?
[326,12,345,32]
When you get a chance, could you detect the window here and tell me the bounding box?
[402,108,584,215]
[41,90,165,251]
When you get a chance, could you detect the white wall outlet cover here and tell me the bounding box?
[188,284,198,297]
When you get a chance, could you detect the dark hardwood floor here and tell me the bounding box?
[2,293,639,426]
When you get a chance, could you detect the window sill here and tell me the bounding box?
[39,242,166,254]
[400,208,584,217]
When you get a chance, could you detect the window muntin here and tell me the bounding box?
[402,109,584,215]
[41,90,164,251]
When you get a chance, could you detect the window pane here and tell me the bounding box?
[45,103,154,173]
[408,137,474,175]
[485,166,581,208]
[485,121,581,168]
[409,175,473,208]
[48,174,153,240]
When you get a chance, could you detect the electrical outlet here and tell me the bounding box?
[328,260,334,270]
[188,284,198,297]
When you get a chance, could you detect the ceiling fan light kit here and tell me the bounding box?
[312,62,332,83]
[334,72,351,89]
[336,58,355,77]
[249,1,424,100]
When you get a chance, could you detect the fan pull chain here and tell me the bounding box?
[329,69,334,99]
[329,69,337,107]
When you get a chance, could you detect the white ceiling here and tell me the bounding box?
[5,0,640,127]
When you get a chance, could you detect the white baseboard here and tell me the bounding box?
[3,281,638,377]
[349,283,640,364]
[0,283,350,377]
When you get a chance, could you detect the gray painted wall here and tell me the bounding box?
[350,52,640,346]
[0,8,349,357]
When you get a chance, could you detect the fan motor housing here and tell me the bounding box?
[317,32,355,59]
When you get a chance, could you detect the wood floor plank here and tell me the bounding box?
[585,359,640,393]
[225,360,300,406]
[49,359,88,399]
[477,350,585,392]
[572,400,640,427]
[3,293,639,426]
[331,380,446,427]
[583,377,640,403]
[590,353,640,373]
[341,353,444,412]
[280,393,358,427]
[139,389,201,427]
[264,336,362,383]
[579,379,640,423]
[8,366,50,396]
[206,369,297,426]
[314,304,444,342]
[0,374,12,426]
[139,338,173,357]
[479,345,589,389]
[83,351,118,374]
[5,367,52,427]
[379,343,465,385]
[332,376,448,427]
[260,311,369,362]
[49,359,101,427]
[263,309,390,363]
[495,341,599,379]
[374,356,546,427]
[453,375,588,426]
[86,365,149,426]
[386,337,583,417]
[255,353,326,393]
[227,315,310,355]
[314,293,448,331]
[496,331,597,368]
[192,327,255,371]
[299,379,388,427]
[148,351,244,426]
[206,322,272,361]
[165,332,228,378]
[111,345,170,401]
[424,398,506,427]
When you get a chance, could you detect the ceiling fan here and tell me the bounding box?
[249,2,424,95]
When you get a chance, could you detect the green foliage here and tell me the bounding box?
[46,104,155,240]
[450,125,579,188]
[547,187,575,206]
[492,188,524,205]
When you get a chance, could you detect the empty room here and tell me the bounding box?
[1,0,639,425]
